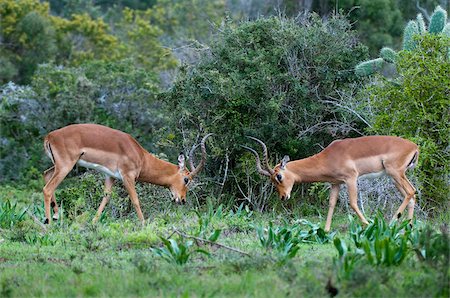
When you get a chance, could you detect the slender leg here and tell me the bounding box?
[43,165,74,224]
[93,176,115,223]
[390,172,416,221]
[122,177,145,224]
[325,183,341,232]
[346,178,369,225]
[44,166,59,220]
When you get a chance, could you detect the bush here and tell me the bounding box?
[165,14,368,200]
[366,34,450,208]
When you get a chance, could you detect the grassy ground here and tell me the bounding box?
[0,185,448,297]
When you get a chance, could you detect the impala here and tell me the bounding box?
[244,136,419,231]
[43,124,212,224]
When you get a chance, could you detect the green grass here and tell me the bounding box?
[0,186,448,297]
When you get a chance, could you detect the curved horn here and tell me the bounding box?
[241,145,272,177]
[188,133,213,178]
[246,136,274,175]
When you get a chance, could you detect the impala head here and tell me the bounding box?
[243,136,294,201]
[171,133,213,204]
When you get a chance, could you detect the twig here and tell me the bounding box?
[173,229,251,257]
[27,211,47,231]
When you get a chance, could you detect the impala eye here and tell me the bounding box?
[276,174,283,182]
[184,177,189,184]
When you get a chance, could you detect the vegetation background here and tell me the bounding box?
[0,0,449,297]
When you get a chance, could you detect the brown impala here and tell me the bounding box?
[243,136,419,231]
[43,124,212,224]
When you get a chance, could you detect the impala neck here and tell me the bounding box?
[137,152,180,187]
[287,154,328,183]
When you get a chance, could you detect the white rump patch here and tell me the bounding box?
[77,160,123,180]
[358,171,386,180]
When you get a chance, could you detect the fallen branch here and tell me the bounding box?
[27,211,47,231]
[173,229,251,257]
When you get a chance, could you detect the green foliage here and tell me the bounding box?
[334,0,404,56]
[257,220,334,263]
[334,214,412,281]
[367,34,450,207]
[25,232,58,246]
[296,219,335,244]
[334,213,450,295]
[166,14,367,197]
[409,224,449,268]
[194,207,223,241]
[0,200,27,228]
[428,6,447,34]
[151,237,209,265]
[0,0,177,84]
[257,222,301,263]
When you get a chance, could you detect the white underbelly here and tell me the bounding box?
[358,171,386,180]
[77,160,123,180]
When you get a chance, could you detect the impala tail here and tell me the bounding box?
[407,150,419,169]
[44,138,55,164]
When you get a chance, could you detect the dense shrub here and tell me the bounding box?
[365,34,450,208]
[165,14,368,201]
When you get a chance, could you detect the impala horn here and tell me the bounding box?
[242,136,274,176]
[188,133,213,178]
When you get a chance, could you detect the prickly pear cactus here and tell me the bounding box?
[355,5,449,76]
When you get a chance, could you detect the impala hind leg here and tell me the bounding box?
[93,176,115,223]
[346,179,369,226]
[389,171,416,222]
[44,166,60,220]
[325,183,341,232]
[122,177,145,224]
[43,164,75,224]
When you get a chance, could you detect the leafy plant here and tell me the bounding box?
[296,219,335,244]
[409,224,449,268]
[25,232,58,246]
[256,222,301,264]
[0,200,27,228]
[151,237,209,265]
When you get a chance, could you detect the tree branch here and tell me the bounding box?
[173,229,251,257]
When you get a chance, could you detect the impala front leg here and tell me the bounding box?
[325,183,341,232]
[123,177,145,225]
[346,178,369,226]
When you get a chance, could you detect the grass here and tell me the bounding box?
[0,185,448,297]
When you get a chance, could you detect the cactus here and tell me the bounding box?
[355,5,449,76]
[428,6,447,34]
[403,21,419,51]
[416,13,426,34]
[380,47,398,63]
[443,23,450,37]
[355,58,384,77]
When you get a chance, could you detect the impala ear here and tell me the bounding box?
[280,155,290,170]
[178,153,185,170]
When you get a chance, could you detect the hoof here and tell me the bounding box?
[44,218,49,224]
[397,212,402,219]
